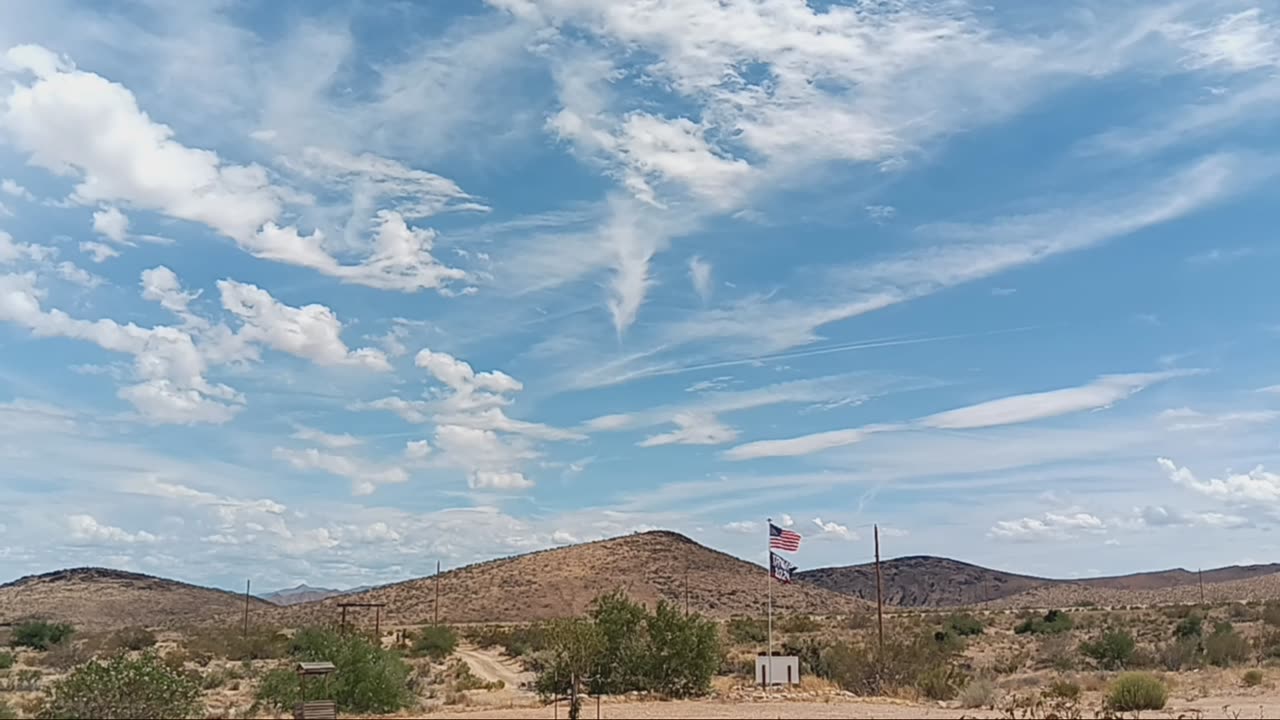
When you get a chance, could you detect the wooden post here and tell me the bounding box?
[874,524,884,693]
[243,579,251,639]
[340,605,348,635]
[375,605,381,642]
[684,564,690,615]
[434,560,441,626]
[1199,568,1204,605]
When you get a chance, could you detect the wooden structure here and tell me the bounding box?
[337,601,386,638]
[294,661,337,720]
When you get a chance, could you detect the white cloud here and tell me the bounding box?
[1132,505,1250,530]
[404,440,432,460]
[1,178,34,201]
[865,205,896,222]
[291,426,362,449]
[688,255,712,302]
[273,446,409,496]
[920,371,1192,430]
[217,279,391,371]
[79,240,119,263]
[723,520,758,534]
[470,470,534,490]
[724,425,896,461]
[638,412,738,447]
[778,514,794,528]
[92,206,129,243]
[67,514,158,545]
[432,423,538,491]
[989,512,1105,542]
[812,517,858,541]
[1159,457,1280,505]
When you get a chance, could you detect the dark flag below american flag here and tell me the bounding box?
[770,551,796,584]
[769,522,802,552]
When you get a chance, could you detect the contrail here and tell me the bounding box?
[637,325,1042,380]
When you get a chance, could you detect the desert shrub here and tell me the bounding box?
[958,677,997,708]
[1243,669,1264,687]
[822,631,962,698]
[533,618,604,697]
[12,621,74,651]
[725,617,768,644]
[0,698,14,720]
[1105,672,1167,712]
[1262,603,1280,628]
[110,626,158,652]
[411,625,458,660]
[255,627,412,715]
[779,615,821,634]
[1159,637,1202,671]
[464,624,547,658]
[1035,634,1078,672]
[840,613,872,631]
[1046,679,1081,701]
[1174,613,1203,639]
[1228,603,1256,622]
[3,669,42,692]
[36,652,201,719]
[633,600,720,697]
[1015,610,1073,636]
[1204,622,1250,667]
[439,658,502,691]
[0,652,13,670]
[590,590,652,693]
[1080,629,1136,670]
[184,625,288,660]
[944,613,984,637]
[782,638,827,677]
[36,640,88,670]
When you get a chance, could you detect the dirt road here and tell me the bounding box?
[453,643,533,689]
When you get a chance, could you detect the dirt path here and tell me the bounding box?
[453,643,533,688]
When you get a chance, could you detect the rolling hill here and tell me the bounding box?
[272,530,870,626]
[799,556,1280,607]
[0,567,272,630]
[259,583,370,606]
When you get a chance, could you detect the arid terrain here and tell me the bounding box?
[5,531,1280,719]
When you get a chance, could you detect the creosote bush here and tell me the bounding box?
[1204,622,1250,668]
[1243,669,1264,687]
[411,624,458,661]
[12,621,74,651]
[36,652,201,719]
[822,631,963,700]
[1080,629,1136,670]
[958,678,997,709]
[944,613,984,637]
[1105,672,1167,712]
[255,627,412,715]
[109,626,158,652]
[1015,610,1073,636]
[0,652,13,670]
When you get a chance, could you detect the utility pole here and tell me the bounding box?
[874,524,884,694]
[1198,567,1204,605]
[434,560,441,626]
[243,579,251,639]
[684,563,690,615]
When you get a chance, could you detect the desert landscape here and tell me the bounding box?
[4,531,1280,718]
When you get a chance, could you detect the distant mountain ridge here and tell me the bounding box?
[259,583,373,606]
[799,556,1280,607]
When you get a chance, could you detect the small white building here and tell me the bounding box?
[755,655,800,686]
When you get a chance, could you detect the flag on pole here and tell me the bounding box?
[769,522,802,552]
[770,552,796,584]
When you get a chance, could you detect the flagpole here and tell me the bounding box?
[766,517,772,691]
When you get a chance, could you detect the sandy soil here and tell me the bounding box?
[454,644,533,688]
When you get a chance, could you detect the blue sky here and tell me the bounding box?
[0,0,1278,592]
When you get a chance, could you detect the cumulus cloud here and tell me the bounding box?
[1158,457,1280,505]
[812,517,858,541]
[79,240,120,263]
[291,426,362,449]
[273,446,409,496]
[92,206,130,243]
[67,514,158,544]
[988,512,1105,542]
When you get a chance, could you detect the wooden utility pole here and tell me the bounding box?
[242,579,251,638]
[434,560,441,625]
[684,564,690,615]
[1199,568,1205,605]
[874,525,884,652]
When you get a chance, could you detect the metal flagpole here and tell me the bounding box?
[766,517,773,691]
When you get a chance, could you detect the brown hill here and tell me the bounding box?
[800,557,1280,608]
[0,567,271,630]
[273,530,869,627]
[982,572,1280,610]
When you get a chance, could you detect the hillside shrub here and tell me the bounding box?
[822,631,962,698]
[1205,622,1250,668]
[411,625,458,661]
[1262,603,1280,628]
[1105,672,1167,712]
[255,627,412,715]
[0,651,13,670]
[1015,610,1072,636]
[1243,669,1264,687]
[944,613,984,637]
[725,617,768,644]
[110,626,158,652]
[36,652,201,719]
[1174,613,1204,639]
[1080,629,1136,670]
[0,698,14,720]
[184,625,288,660]
[1046,679,1081,701]
[12,621,74,651]
[779,615,821,633]
[1159,637,1202,671]
[958,678,997,709]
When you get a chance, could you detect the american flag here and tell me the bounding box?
[769,522,801,552]
[770,552,796,584]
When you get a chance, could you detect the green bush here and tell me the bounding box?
[1080,629,1136,670]
[412,625,458,660]
[1015,610,1073,636]
[0,698,15,720]
[1205,622,1250,668]
[1106,672,1167,712]
[0,652,13,670]
[12,621,74,651]
[1243,669,1264,687]
[111,626,158,652]
[725,617,768,644]
[463,624,548,658]
[535,593,720,699]
[1174,614,1203,639]
[256,628,412,715]
[36,652,201,719]
[945,613,984,637]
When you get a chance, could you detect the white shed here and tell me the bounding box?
[755,655,800,686]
